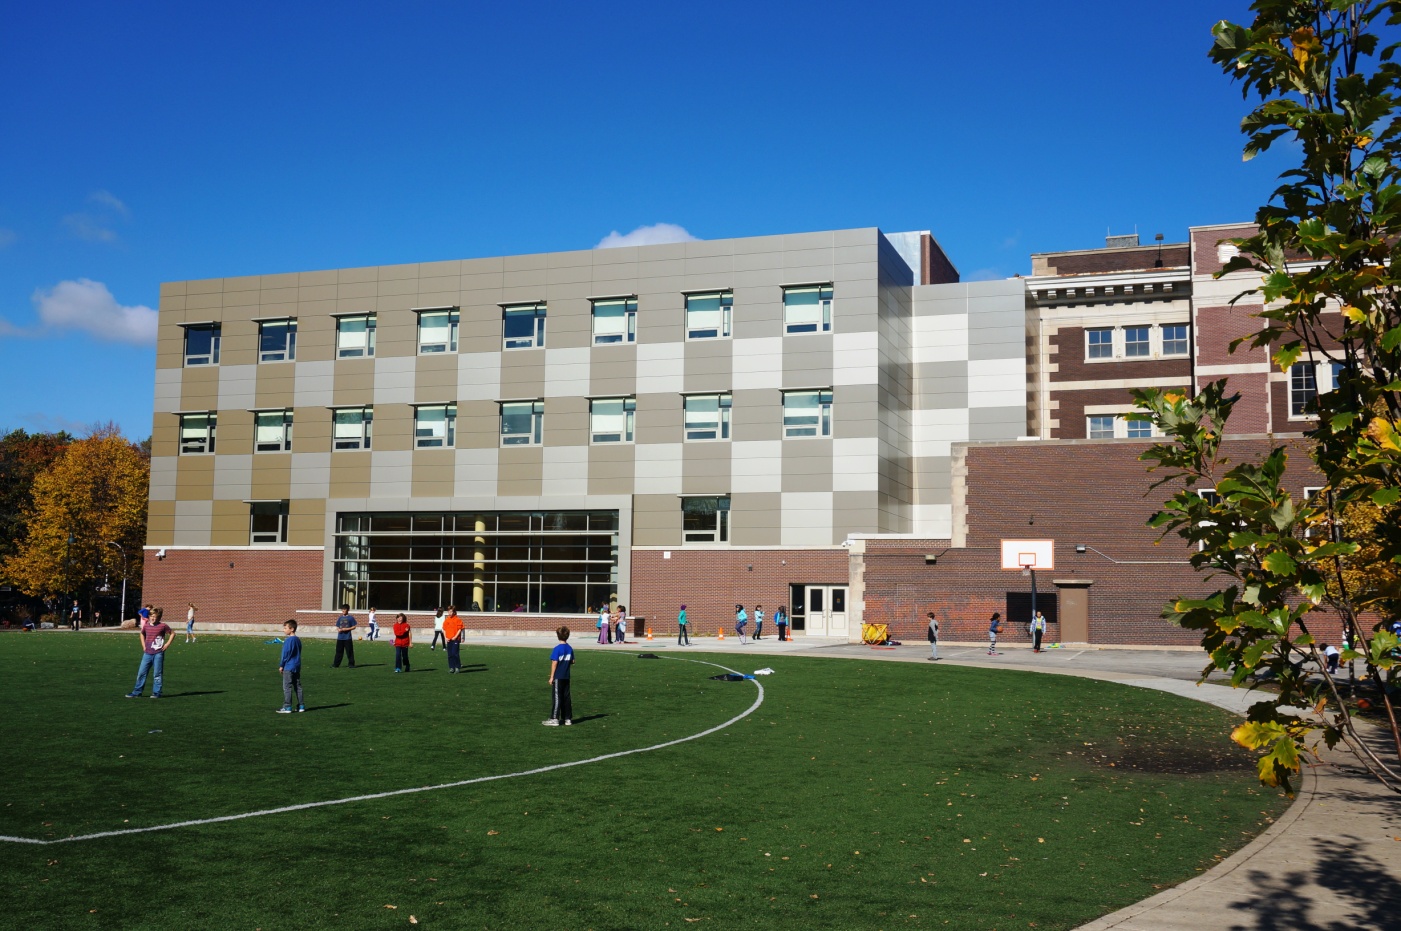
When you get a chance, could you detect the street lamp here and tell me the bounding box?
[64,533,75,629]
[106,541,127,626]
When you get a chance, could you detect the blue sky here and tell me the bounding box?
[0,0,1281,440]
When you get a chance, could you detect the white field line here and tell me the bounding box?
[0,655,763,847]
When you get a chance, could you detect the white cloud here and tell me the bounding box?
[29,279,157,345]
[0,228,16,249]
[90,190,130,216]
[63,213,119,243]
[595,222,698,249]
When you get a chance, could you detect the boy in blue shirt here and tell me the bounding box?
[543,626,574,727]
[278,619,305,713]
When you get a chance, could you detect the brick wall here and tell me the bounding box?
[142,548,324,628]
[630,548,849,636]
[1050,386,1190,440]
[1051,326,1193,383]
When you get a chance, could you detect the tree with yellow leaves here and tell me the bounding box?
[0,426,148,615]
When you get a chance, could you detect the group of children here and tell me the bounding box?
[731,605,790,644]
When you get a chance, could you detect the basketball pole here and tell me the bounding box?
[1030,568,1038,628]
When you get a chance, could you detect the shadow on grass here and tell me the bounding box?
[301,703,351,712]
[159,690,225,698]
[570,713,609,724]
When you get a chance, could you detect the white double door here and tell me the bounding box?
[803,585,848,637]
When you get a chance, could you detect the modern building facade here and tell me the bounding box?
[143,228,1028,637]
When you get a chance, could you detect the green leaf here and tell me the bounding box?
[1382,326,1401,353]
[1371,487,1401,506]
[1262,551,1299,575]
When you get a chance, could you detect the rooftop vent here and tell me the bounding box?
[1106,233,1139,249]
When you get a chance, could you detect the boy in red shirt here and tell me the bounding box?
[392,614,413,673]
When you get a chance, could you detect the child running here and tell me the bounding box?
[278,619,305,713]
[735,605,749,644]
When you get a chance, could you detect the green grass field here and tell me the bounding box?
[0,633,1287,930]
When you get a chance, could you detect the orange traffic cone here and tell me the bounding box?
[717,628,725,640]
[646,628,653,641]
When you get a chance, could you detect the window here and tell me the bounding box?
[1086,328,1113,359]
[413,404,456,448]
[503,303,546,350]
[683,496,731,543]
[254,409,293,452]
[686,291,732,340]
[258,319,297,363]
[1124,326,1151,358]
[333,407,373,450]
[179,413,216,454]
[684,394,732,441]
[590,397,635,443]
[418,309,459,354]
[249,501,289,545]
[1290,362,1318,416]
[1087,415,1115,439]
[336,315,376,359]
[783,389,833,438]
[1162,323,1189,356]
[183,325,221,366]
[592,298,637,345]
[1125,417,1153,439]
[501,400,544,446]
[784,285,833,334]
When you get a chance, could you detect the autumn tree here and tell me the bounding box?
[1134,0,1401,793]
[0,427,149,612]
[0,429,73,565]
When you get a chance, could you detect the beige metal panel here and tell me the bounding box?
[378,263,418,281]
[731,491,781,545]
[499,351,546,398]
[185,291,225,312]
[732,388,781,442]
[288,498,326,546]
[295,312,336,363]
[415,353,458,394]
[588,444,636,495]
[293,406,331,454]
[337,279,377,300]
[833,490,881,538]
[146,500,176,545]
[683,340,733,393]
[544,297,591,349]
[545,396,588,447]
[420,258,463,278]
[258,272,299,290]
[682,441,731,494]
[412,449,456,498]
[186,277,223,295]
[254,364,297,409]
[336,265,377,284]
[218,409,255,456]
[160,281,188,298]
[782,336,834,384]
[328,451,373,498]
[297,283,337,303]
[456,399,500,450]
[631,493,683,546]
[210,500,250,546]
[180,366,220,409]
[373,404,414,453]
[250,455,292,500]
[175,454,216,500]
[589,346,638,395]
[332,361,376,405]
[377,276,418,299]
[636,392,682,443]
[151,413,180,458]
[497,447,543,496]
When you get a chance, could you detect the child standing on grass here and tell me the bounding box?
[185,603,197,642]
[430,606,446,650]
[126,607,172,698]
[392,613,412,673]
[544,626,574,726]
[278,619,305,713]
[366,606,379,641]
[444,608,464,673]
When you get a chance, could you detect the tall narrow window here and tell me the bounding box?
[254,409,293,452]
[501,400,545,445]
[249,501,289,544]
[783,285,833,334]
[590,397,636,443]
[414,404,457,448]
[179,413,217,454]
[685,291,732,340]
[418,309,459,354]
[783,389,833,438]
[682,496,731,542]
[1086,328,1113,359]
[684,394,732,441]
[333,407,373,450]
[1123,326,1150,358]
[183,325,221,366]
[336,315,376,359]
[1162,323,1189,356]
[258,319,297,362]
[592,298,637,345]
[1290,363,1318,416]
[503,303,546,349]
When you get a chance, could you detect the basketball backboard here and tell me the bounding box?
[1000,539,1054,571]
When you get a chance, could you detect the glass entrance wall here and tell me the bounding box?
[334,510,619,614]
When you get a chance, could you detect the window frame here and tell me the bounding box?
[783,284,833,334]
[253,409,294,453]
[414,403,457,449]
[685,291,733,341]
[500,400,545,446]
[591,297,637,346]
[1123,325,1151,358]
[590,397,636,444]
[1086,327,1114,359]
[682,496,731,543]
[417,308,460,355]
[178,412,217,455]
[502,303,547,350]
[336,314,377,359]
[249,501,289,545]
[1161,323,1189,357]
[183,324,221,366]
[257,319,297,363]
[684,393,733,441]
[332,406,374,451]
[1086,413,1160,440]
[782,388,833,438]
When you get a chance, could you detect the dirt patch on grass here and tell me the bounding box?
[1073,735,1259,775]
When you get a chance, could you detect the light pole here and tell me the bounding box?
[64,532,75,629]
[106,541,127,626]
